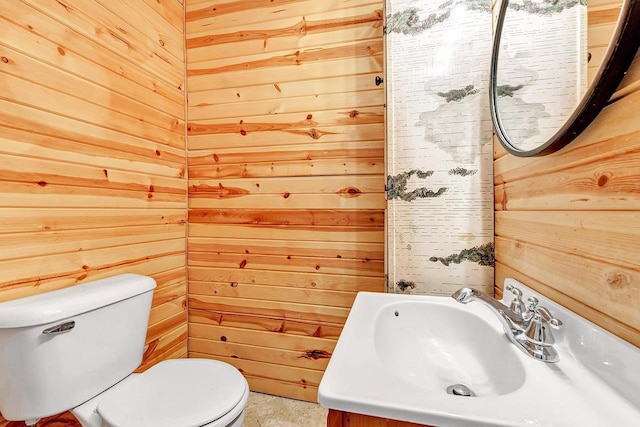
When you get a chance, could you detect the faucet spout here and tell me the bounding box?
[452,287,524,330]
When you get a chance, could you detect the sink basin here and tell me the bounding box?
[318,280,640,427]
[374,301,525,396]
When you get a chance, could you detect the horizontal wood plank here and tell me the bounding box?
[189,337,331,370]
[189,90,384,121]
[189,295,351,325]
[188,237,383,259]
[189,308,344,340]
[189,323,336,353]
[188,73,383,104]
[189,251,383,276]
[0,208,185,234]
[190,281,358,308]
[188,267,384,292]
[189,209,384,227]
[189,223,385,243]
[190,175,384,196]
[0,181,186,209]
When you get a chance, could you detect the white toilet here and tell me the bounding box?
[0,274,249,427]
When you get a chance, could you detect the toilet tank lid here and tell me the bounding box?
[0,274,156,328]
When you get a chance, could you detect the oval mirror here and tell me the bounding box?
[490,0,640,157]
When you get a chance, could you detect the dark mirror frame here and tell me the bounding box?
[490,0,640,157]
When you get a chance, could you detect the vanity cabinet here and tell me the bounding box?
[327,410,432,427]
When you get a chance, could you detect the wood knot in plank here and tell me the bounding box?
[597,172,612,187]
[606,271,630,289]
[55,0,71,12]
[191,184,249,198]
[294,17,307,35]
[301,350,331,360]
[338,187,362,197]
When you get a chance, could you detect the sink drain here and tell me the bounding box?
[446,384,476,397]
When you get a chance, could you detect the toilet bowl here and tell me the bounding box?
[72,359,249,427]
[0,274,249,427]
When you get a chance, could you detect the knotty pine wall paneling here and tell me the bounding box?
[186,0,386,401]
[494,47,640,348]
[0,0,186,424]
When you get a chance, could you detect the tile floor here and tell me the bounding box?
[243,392,328,427]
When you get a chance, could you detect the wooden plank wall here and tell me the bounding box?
[494,0,640,347]
[185,0,386,401]
[0,0,186,424]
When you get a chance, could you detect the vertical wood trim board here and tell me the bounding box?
[494,47,640,348]
[185,0,386,402]
[0,0,187,425]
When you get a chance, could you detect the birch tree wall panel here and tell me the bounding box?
[186,0,386,402]
[385,0,495,296]
[0,1,187,424]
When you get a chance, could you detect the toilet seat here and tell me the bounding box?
[96,359,247,427]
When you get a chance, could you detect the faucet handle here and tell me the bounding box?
[534,305,562,329]
[524,297,562,328]
[505,284,526,315]
[522,300,563,347]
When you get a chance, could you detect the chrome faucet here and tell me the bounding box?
[452,285,562,363]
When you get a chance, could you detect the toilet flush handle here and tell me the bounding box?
[42,320,75,335]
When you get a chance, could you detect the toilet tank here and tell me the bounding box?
[0,274,156,422]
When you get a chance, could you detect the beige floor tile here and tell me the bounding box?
[243,392,327,427]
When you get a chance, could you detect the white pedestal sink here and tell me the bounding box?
[318,278,640,426]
